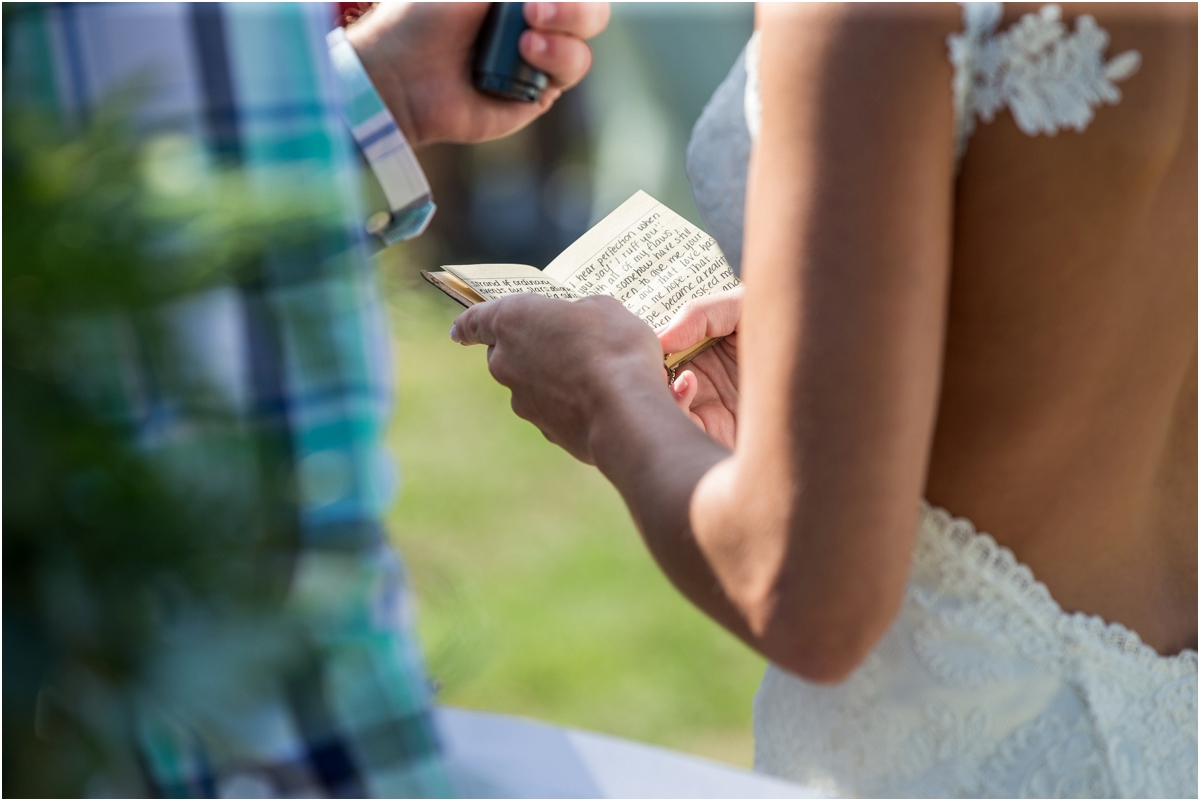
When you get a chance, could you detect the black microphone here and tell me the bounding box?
[472,3,549,103]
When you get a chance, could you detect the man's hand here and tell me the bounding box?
[450,293,664,464]
[346,2,609,147]
[657,287,742,449]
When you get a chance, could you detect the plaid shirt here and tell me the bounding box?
[5,3,450,796]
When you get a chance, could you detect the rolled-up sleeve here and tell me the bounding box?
[328,26,436,244]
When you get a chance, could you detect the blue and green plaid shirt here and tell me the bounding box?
[5,3,450,796]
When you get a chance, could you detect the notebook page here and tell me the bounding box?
[543,191,739,328]
[442,263,582,301]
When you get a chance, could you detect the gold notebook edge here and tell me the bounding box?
[665,337,721,371]
[421,270,485,307]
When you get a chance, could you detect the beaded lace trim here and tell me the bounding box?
[918,500,1198,676]
[948,3,1141,159]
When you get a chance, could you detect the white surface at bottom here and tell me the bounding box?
[434,706,823,798]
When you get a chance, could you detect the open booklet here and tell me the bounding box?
[421,191,739,378]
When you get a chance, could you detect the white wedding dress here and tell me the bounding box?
[685,5,1197,797]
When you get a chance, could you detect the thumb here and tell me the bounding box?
[657,287,743,353]
[451,301,501,346]
[670,369,700,413]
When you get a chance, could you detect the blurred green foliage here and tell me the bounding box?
[379,256,766,768]
[2,108,345,796]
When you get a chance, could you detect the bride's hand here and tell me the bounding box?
[657,287,742,449]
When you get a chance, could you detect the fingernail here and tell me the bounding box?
[531,2,555,24]
[527,31,548,55]
[449,323,460,343]
[674,374,688,393]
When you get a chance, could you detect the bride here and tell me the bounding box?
[450,4,1196,796]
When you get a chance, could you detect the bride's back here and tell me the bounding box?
[925,4,1197,655]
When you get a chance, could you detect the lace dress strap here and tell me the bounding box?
[947,3,1141,160]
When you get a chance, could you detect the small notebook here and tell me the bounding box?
[422,191,739,378]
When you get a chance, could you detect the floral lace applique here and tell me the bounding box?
[948,3,1141,159]
[977,711,1116,798]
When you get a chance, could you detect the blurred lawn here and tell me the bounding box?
[381,263,765,768]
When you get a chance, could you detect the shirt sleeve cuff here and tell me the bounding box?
[328,26,436,245]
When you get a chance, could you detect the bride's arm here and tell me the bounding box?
[453,3,958,682]
[690,3,957,680]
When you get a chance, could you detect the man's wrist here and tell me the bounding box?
[344,18,422,147]
[328,23,435,243]
[586,359,678,471]
[585,362,730,536]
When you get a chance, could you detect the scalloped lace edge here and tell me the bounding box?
[917,500,1198,677]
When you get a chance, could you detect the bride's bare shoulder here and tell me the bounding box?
[753,2,960,149]
[755,2,960,65]
[757,2,959,28]
[757,2,1195,28]
[1047,2,1196,25]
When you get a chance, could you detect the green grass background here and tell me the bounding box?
[381,265,765,768]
